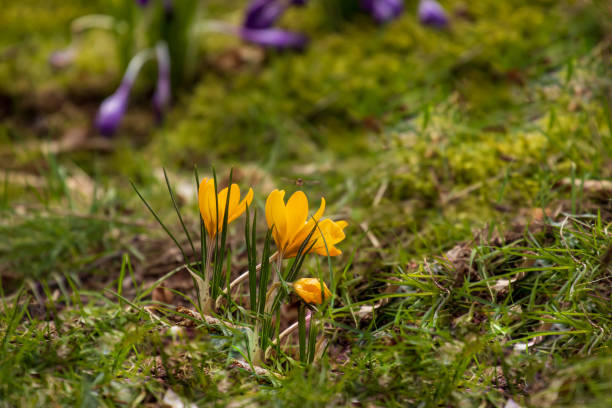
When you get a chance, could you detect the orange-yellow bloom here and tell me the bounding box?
[198,178,253,238]
[293,278,332,304]
[265,190,347,258]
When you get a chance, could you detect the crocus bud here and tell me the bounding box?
[293,278,332,305]
[244,0,288,29]
[152,42,171,119]
[418,0,448,28]
[135,0,149,6]
[95,49,151,136]
[361,0,403,24]
[95,84,130,137]
[240,27,308,50]
[48,47,76,70]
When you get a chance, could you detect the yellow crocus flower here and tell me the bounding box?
[198,178,253,238]
[293,278,332,304]
[265,189,348,258]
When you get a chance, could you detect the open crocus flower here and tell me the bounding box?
[265,190,348,258]
[418,0,448,28]
[293,278,332,304]
[361,0,404,24]
[198,178,254,238]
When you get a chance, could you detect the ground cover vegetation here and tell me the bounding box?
[1,0,611,407]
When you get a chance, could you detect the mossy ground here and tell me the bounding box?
[1,0,611,407]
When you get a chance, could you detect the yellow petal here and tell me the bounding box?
[311,219,347,256]
[265,189,282,229]
[215,186,229,231]
[285,197,326,256]
[265,190,287,249]
[199,178,217,237]
[285,191,308,244]
[224,184,241,223]
[311,197,325,222]
[229,187,253,223]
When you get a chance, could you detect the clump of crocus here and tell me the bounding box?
[152,42,171,119]
[265,190,348,259]
[418,0,448,28]
[240,0,308,50]
[360,0,404,24]
[294,278,332,304]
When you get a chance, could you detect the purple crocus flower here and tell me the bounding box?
[418,0,448,28]
[135,0,149,6]
[244,0,288,29]
[240,0,309,49]
[240,27,308,50]
[152,42,171,119]
[361,0,404,24]
[95,49,152,136]
[243,0,309,29]
[96,85,130,137]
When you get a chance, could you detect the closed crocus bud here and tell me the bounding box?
[135,0,149,6]
[152,42,171,119]
[240,27,308,50]
[293,278,332,305]
[361,0,403,24]
[95,83,130,137]
[95,49,151,136]
[244,0,288,29]
[418,0,448,28]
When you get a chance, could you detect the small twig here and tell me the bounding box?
[175,306,240,329]
[226,252,279,292]
[373,179,388,207]
[144,306,171,327]
[230,359,283,378]
[359,222,381,249]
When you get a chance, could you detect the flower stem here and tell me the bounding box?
[226,251,279,291]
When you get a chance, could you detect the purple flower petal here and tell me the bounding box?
[135,0,149,7]
[244,0,288,29]
[361,0,404,23]
[418,0,448,28]
[240,27,308,50]
[95,85,130,137]
[95,49,151,136]
[153,42,171,119]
